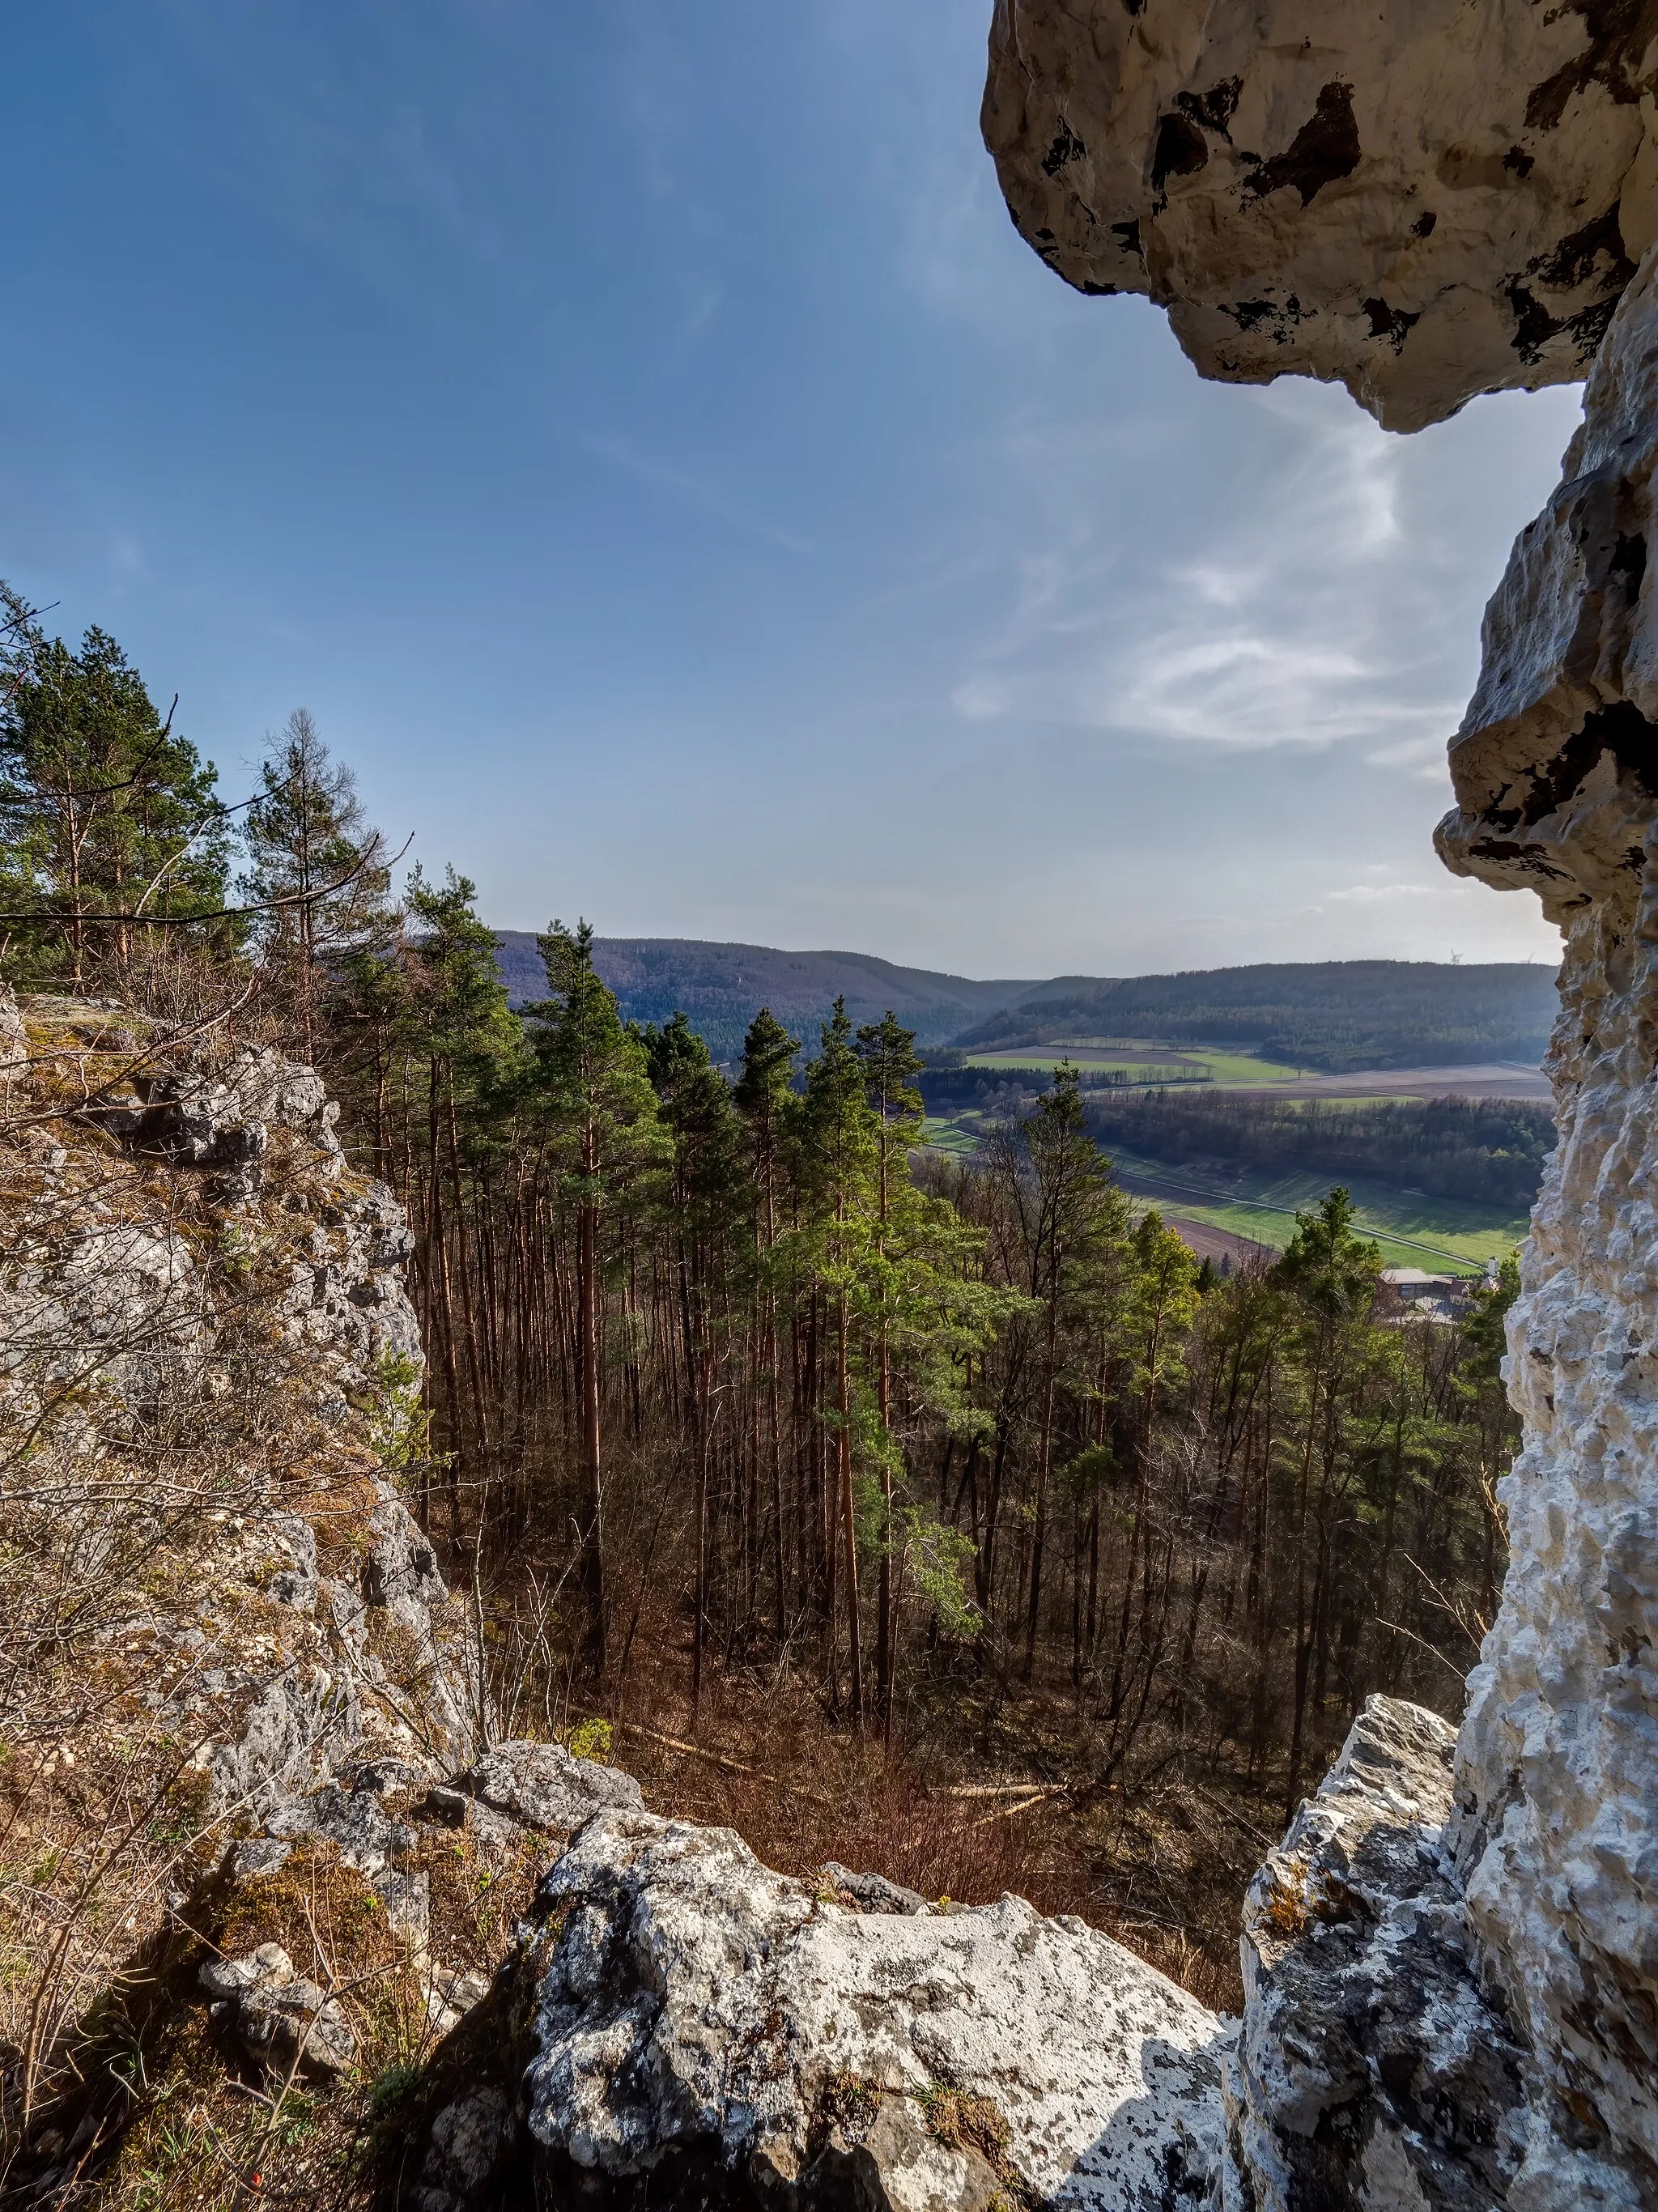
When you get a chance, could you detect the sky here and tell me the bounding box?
[2,1,1575,981]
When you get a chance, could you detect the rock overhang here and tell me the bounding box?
[983,0,1658,432]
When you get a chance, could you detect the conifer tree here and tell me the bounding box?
[0,602,228,985]
[1271,1188,1384,1814]
[856,1010,925,1720]
[643,1011,746,1713]
[800,998,879,1719]
[1018,1064,1130,1675]
[240,708,395,1062]
[525,921,665,1678]
[733,1006,801,1640]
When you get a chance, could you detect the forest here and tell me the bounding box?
[0,597,1526,1989]
[959,959,1557,1070]
[1083,1089,1554,1210]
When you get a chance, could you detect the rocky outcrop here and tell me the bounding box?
[199,1942,356,2077]
[407,1809,1227,2212]
[982,0,1658,430]
[988,5,1658,2204]
[1226,1697,1529,2211]
[1434,252,1658,2208]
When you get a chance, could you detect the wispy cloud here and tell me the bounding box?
[580,435,814,554]
[946,377,1473,755]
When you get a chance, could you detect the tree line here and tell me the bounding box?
[1083,1088,1553,1210]
[0,596,1520,1817]
[959,959,1556,1071]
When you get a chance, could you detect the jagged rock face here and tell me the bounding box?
[1429,249,1658,2210]
[1226,1697,1529,2211]
[981,0,1658,431]
[410,1810,1227,2211]
[1437,242,1658,918]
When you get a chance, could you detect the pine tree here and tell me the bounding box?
[524,921,665,1678]
[0,608,228,985]
[642,1011,745,1714]
[799,998,879,1720]
[1018,1064,1129,1676]
[856,1010,925,1721]
[1272,1188,1384,1815]
[240,709,395,1063]
[733,1006,801,1643]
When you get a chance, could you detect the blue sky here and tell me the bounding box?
[4,0,1573,977]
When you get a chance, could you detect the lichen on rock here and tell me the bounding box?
[982,0,1658,431]
[407,1807,1228,2211]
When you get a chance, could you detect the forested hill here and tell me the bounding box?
[494,938,1558,1073]
[957,960,1558,1072]
[492,934,1055,1060]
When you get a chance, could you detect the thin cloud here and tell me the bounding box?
[580,436,814,555]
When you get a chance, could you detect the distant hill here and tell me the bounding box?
[492,934,1056,1061]
[956,960,1558,1073]
[491,938,1558,1073]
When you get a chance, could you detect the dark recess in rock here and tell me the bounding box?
[1244,81,1361,205]
[1413,211,1438,237]
[1611,531,1648,593]
[1111,217,1141,256]
[1042,118,1086,176]
[1506,279,1622,366]
[1524,0,1658,130]
[1504,144,1537,177]
[1152,111,1209,198]
[1363,296,1422,351]
[1534,206,1636,294]
[1175,77,1241,138]
[1488,701,1658,830]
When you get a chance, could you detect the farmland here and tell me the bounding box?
[922,1103,1532,1270]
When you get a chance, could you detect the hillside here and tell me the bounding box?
[494,939,1557,1073]
[493,932,1055,1058]
[955,959,1558,1071]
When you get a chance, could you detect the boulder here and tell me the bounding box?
[409,1807,1226,2210]
[1226,1696,1528,2210]
[199,1942,355,2077]
[453,1739,644,1836]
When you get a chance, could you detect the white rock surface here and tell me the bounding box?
[982,0,1656,430]
[519,1810,1226,2210]
[454,1738,644,1834]
[1429,238,1658,2211]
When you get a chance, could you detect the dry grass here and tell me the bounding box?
[593,1616,1251,2013]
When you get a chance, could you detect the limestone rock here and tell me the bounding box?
[453,1738,644,1836]
[1437,240,1658,917]
[818,1859,931,1916]
[1226,1696,1528,2210]
[982,0,1658,430]
[199,1942,355,2077]
[410,1807,1227,2210]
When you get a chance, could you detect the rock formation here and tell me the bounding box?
[986,3,1658,2206]
[405,1809,1226,2211]
[982,0,1658,432]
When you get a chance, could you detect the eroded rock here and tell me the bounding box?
[982,0,1658,431]
[1226,1697,1528,2210]
[409,1808,1226,2211]
[453,1738,644,1836]
[199,1942,355,2077]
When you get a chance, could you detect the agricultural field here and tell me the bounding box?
[1103,1142,1527,1270]
[920,1116,1527,1270]
[964,1040,1316,1087]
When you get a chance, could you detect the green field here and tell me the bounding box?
[965,1041,1307,1087]
[919,1117,1524,1270]
[1104,1142,1526,1270]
